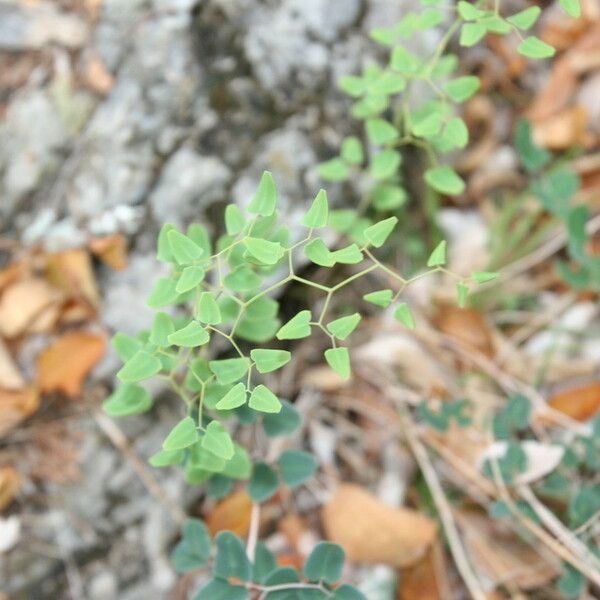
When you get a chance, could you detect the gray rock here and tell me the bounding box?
[244,0,361,104]
[88,570,118,600]
[101,253,168,337]
[232,124,318,220]
[149,148,231,226]
[0,1,88,51]
[0,89,71,220]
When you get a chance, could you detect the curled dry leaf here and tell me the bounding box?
[478,440,564,485]
[0,467,20,512]
[0,277,62,337]
[45,249,100,308]
[532,106,591,150]
[456,510,557,590]
[541,1,599,50]
[83,53,115,95]
[0,262,24,293]
[527,60,577,122]
[322,483,437,568]
[434,306,495,358]
[302,365,346,392]
[206,490,253,537]
[398,546,443,600]
[0,339,25,390]
[36,331,106,398]
[0,387,40,438]
[548,381,600,421]
[89,234,128,271]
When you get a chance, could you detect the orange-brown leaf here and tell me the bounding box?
[398,547,442,600]
[0,277,62,337]
[36,331,106,398]
[89,234,128,271]
[548,382,600,422]
[322,483,437,568]
[206,491,253,537]
[45,249,100,307]
[0,387,40,438]
[435,306,494,358]
[0,467,20,512]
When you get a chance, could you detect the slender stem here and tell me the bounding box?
[246,503,261,562]
[291,275,332,293]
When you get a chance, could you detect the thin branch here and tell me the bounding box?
[398,409,487,600]
[93,411,186,525]
[246,503,261,563]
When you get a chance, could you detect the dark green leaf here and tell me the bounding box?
[170,518,211,573]
[304,542,345,584]
[248,462,279,502]
[214,531,253,581]
[262,400,301,438]
[278,450,318,487]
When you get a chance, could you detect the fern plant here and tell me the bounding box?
[319,0,580,260]
[101,0,583,595]
[102,171,490,598]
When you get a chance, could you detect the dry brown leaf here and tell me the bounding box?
[533,106,590,150]
[434,306,495,358]
[89,234,128,271]
[0,262,24,293]
[206,491,252,537]
[456,510,557,590]
[0,339,25,390]
[0,387,40,438]
[302,365,346,391]
[541,2,599,50]
[36,331,106,398]
[278,513,306,550]
[0,467,20,512]
[322,483,437,568]
[527,60,577,122]
[45,249,100,308]
[548,382,600,421]
[398,547,442,600]
[0,277,62,337]
[83,53,115,95]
